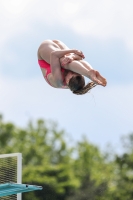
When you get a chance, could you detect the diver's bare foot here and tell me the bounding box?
[88,69,107,86]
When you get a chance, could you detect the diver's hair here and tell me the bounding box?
[68,75,96,95]
[68,75,85,92]
[73,82,96,95]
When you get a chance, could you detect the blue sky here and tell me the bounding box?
[0,0,133,152]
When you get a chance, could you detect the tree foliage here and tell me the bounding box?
[109,134,133,200]
[0,114,133,200]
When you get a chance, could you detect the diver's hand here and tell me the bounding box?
[73,50,85,59]
[60,56,73,66]
[51,49,85,59]
[60,53,84,67]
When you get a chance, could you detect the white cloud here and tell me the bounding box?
[0,0,34,47]
[63,0,133,51]
[0,0,133,52]
[1,0,31,15]
[62,2,80,15]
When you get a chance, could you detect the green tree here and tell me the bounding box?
[109,133,133,200]
[0,115,116,200]
[0,114,16,151]
[0,116,80,200]
[66,138,115,200]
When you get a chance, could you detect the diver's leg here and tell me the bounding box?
[52,40,70,50]
[62,60,107,86]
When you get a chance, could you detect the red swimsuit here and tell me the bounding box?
[38,60,67,87]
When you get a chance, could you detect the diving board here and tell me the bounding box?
[0,183,42,197]
[0,153,43,199]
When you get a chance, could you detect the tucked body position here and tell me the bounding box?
[37,39,107,95]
